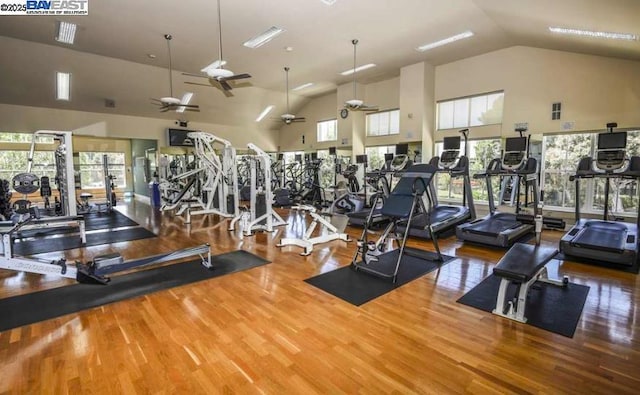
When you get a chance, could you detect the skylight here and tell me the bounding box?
[340,63,376,76]
[56,21,76,45]
[56,72,71,101]
[256,105,275,122]
[243,26,285,49]
[415,31,474,52]
[549,27,638,41]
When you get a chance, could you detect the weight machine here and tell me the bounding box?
[161,131,239,224]
[229,143,286,236]
[6,130,86,243]
[277,205,350,256]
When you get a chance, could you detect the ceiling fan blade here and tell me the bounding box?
[159,107,171,113]
[185,81,215,88]
[150,97,163,103]
[222,73,251,81]
[184,107,200,112]
[182,72,207,79]
[219,79,233,91]
[292,118,306,122]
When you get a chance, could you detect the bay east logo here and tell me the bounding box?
[27,0,88,14]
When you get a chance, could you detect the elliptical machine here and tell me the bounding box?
[331,163,365,214]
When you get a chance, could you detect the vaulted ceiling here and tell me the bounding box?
[0,0,638,129]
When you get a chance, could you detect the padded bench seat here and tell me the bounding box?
[493,243,558,283]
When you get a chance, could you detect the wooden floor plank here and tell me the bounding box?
[1,200,640,394]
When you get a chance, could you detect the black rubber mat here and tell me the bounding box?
[14,211,140,239]
[457,274,590,337]
[83,210,140,230]
[0,250,269,332]
[13,227,157,256]
[305,251,456,306]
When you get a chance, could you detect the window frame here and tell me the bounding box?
[77,151,127,189]
[366,109,400,137]
[436,91,504,131]
[317,119,338,143]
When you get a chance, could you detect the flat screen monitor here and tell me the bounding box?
[598,131,627,149]
[329,147,336,155]
[311,152,318,160]
[294,154,302,162]
[384,153,394,162]
[277,153,284,160]
[356,154,368,164]
[443,136,461,150]
[395,143,409,155]
[167,128,196,147]
[505,137,527,152]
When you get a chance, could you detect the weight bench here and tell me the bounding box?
[492,243,567,323]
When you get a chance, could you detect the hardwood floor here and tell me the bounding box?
[1,200,639,394]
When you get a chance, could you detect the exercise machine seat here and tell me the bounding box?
[493,243,558,283]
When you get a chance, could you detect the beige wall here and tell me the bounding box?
[277,92,338,152]
[0,103,280,151]
[435,46,640,141]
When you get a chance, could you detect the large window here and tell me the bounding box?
[434,138,502,202]
[437,92,504,130]
[317,119,337,142]
[542,131,640,215]
[367,109,400,137]
[0,132,53,144]
[78,152,126,189]
[365,145,395,170]
[0,151,56,184]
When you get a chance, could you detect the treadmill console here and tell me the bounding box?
[502,137,527,170]
[595,131,627,171]
[390,154,409,172]
[440,136,461,169]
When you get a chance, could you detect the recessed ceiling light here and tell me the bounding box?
[340,63,376,76]
[176,92,193,114]
[256,105,275,122]
[292,82,314,91]
[415,30,474,52]
[320,0,337,5]
[549,26,638,41]
[56,72,71,101]
[55,21,76,45]
[147,54,156,59]
[243,26,285,49]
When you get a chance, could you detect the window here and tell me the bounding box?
[542,130,640,215]
[437,91,504,130]
[434,138,501,202]
[78,152,126,189]
[365,145,395,170]
[317,119,337,142]
[367,109,400,136]
[316,149,335,189]
[0,151,56,184]
[0,132,53,144]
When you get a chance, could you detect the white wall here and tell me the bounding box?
[435,46,640,140]
[277,92,337,152]
[0,103,280,151]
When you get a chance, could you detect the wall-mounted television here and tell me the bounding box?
[395,143,409,155]
[167,128,197,147]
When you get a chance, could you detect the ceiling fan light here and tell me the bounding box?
[548,26,638,41]
[345,99,363,107]
[415,30,474,52]
[256,105,275,122]
[200,60,227,72]
[56,21,76,45]
[206,68,234,78]
[340,63,376,76]
[243,26,285,49]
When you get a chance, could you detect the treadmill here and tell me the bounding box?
[398,128,476,238]
[456,132,538,247]
[560,123,640,271]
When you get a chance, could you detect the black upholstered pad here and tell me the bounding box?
[493,243,558,282]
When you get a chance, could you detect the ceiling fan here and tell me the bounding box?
[344,39,378,112]
[280,67,305,125]
[151,34,199,113]
[183,0,251,92]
